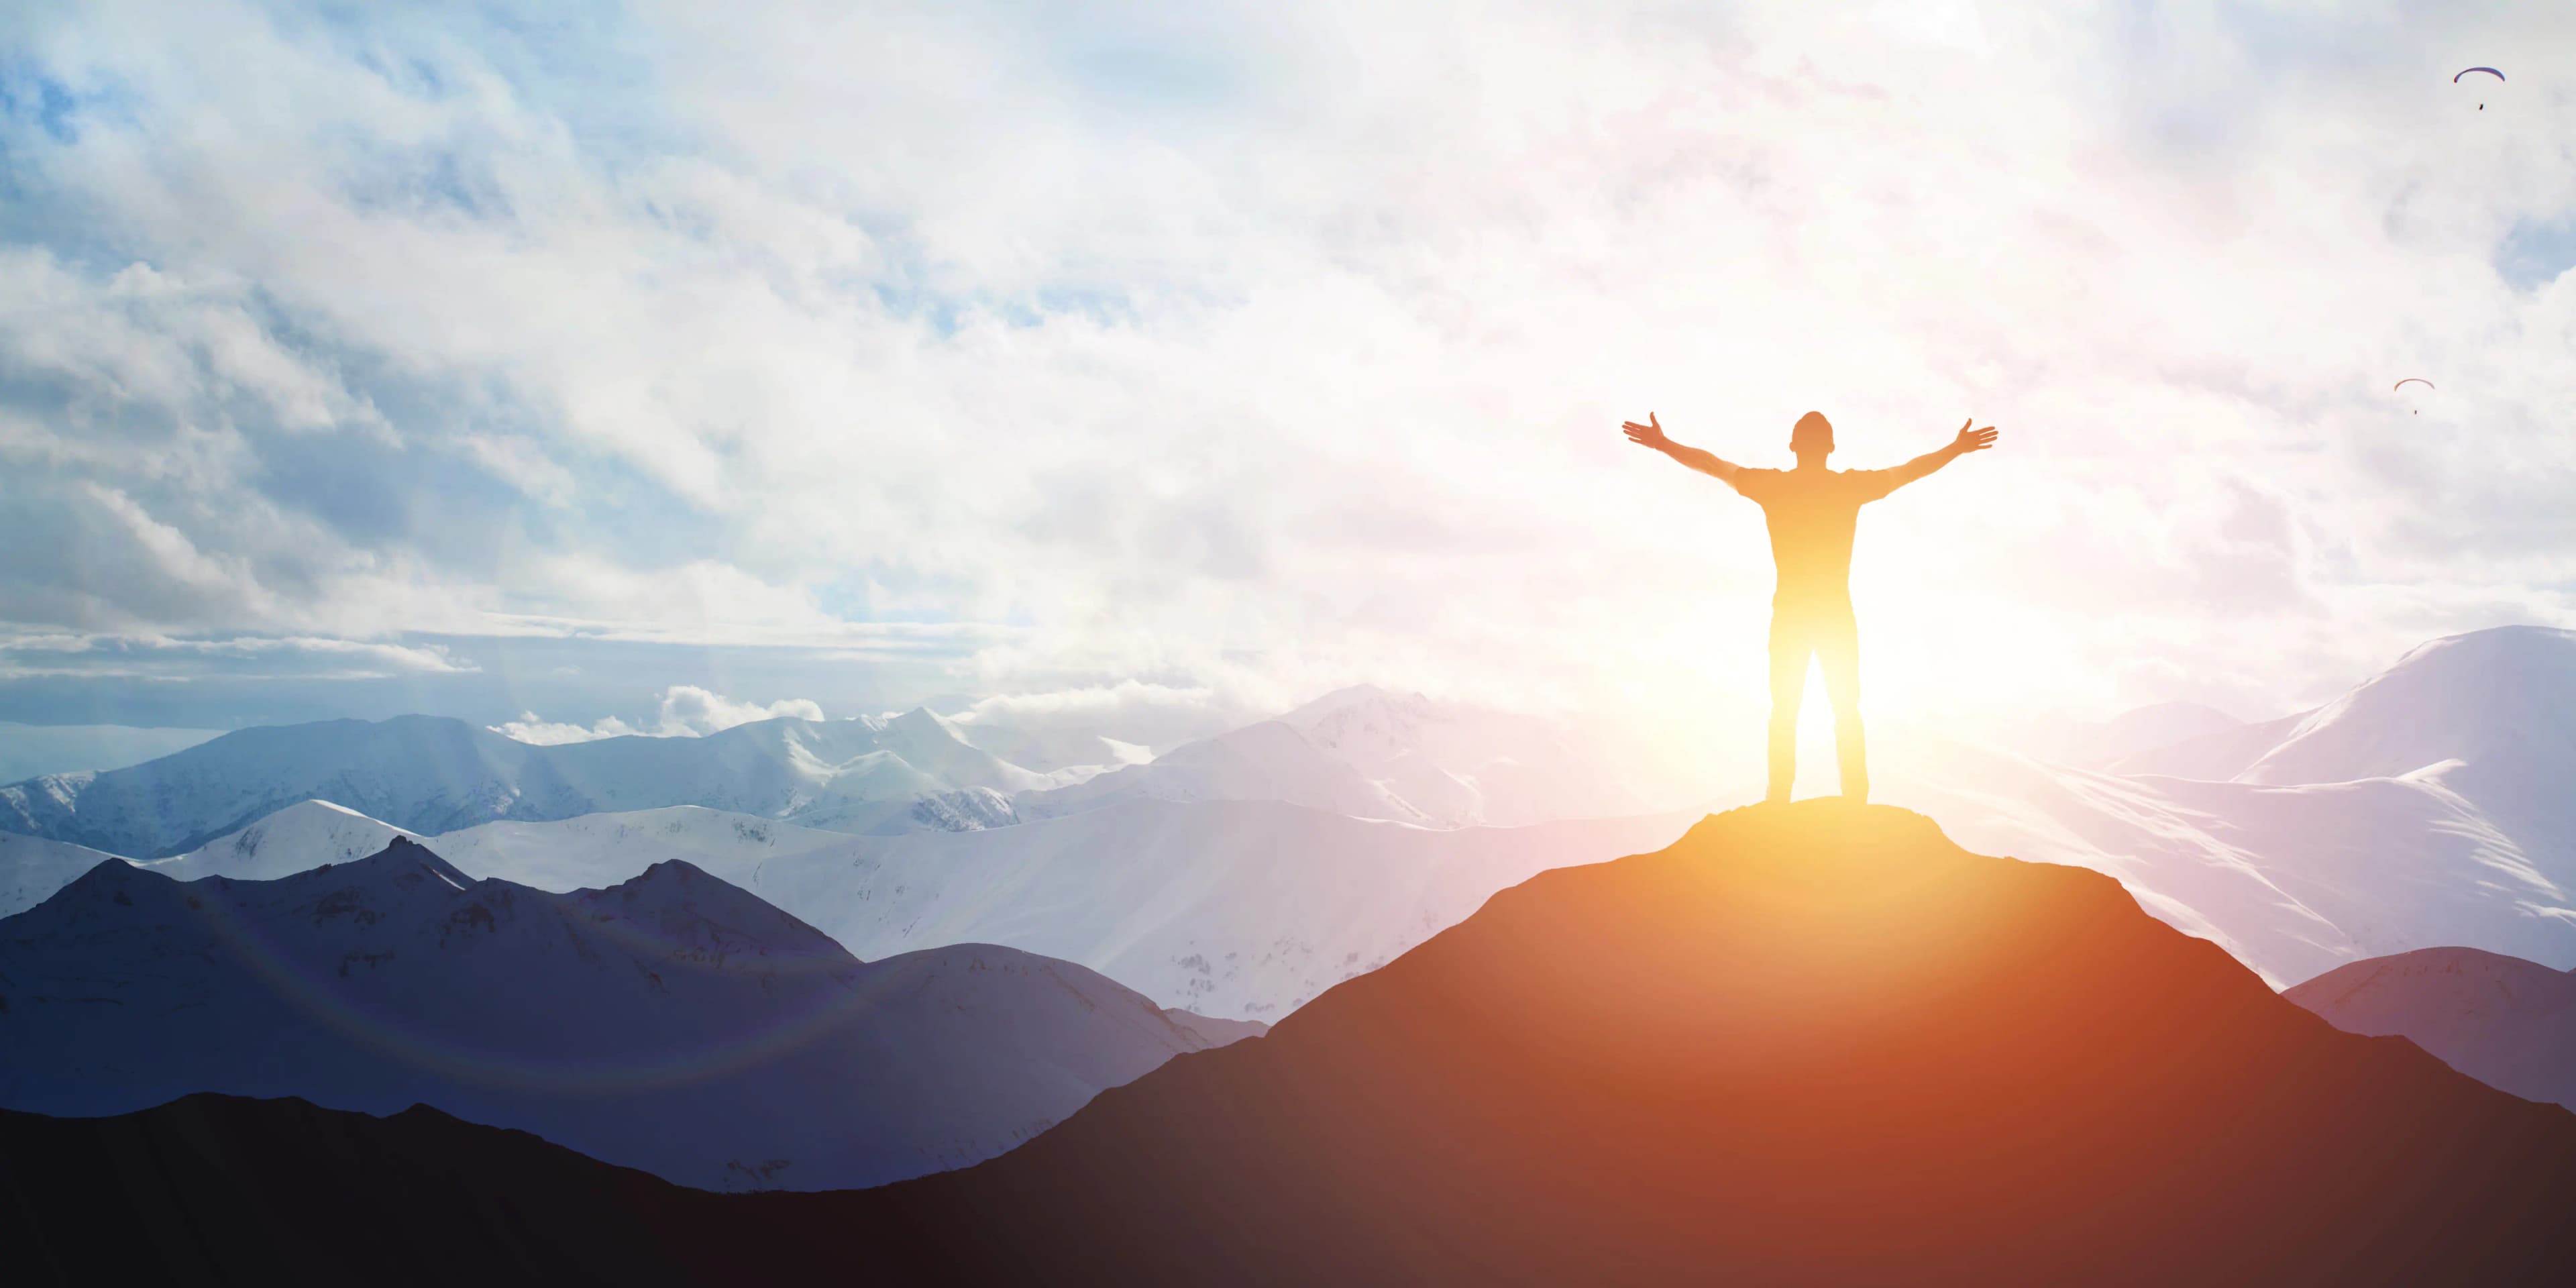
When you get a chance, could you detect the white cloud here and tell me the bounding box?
[654,685,824,735]
[0,631,472,680]
[488,712,644,746]
[490,685,822,743]
[3,1,2573,728]
[947,680,1251,763]
[952,680,1222,725]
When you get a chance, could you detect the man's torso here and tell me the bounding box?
[1733,466,1896,604]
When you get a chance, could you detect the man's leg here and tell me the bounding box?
[1765,608,1811,804]
[1817,604,1867,803]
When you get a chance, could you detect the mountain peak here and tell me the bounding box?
[1279,683,1436,730]
[326,834,474,885]
[566,855,849,961]
[581,856,758,907]
[884,705,972,745]
[629,856,713,882]
[2241,623,2576,789]
[860,798,2576,1283]
[49,854,154,900]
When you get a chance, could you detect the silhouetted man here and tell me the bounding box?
[1622,410,1998,804]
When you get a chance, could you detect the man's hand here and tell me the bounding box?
[1623,413,1672,451]
[1623,413,1745,484]
[1951,419,1999,454]
[1876,419,2000,494]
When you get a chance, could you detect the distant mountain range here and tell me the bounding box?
[0,687,1699,862]
[9,803,2572,1285]
[2288,946,2576,1114]
[0,837,1256,1191]
[0,708,1052,858]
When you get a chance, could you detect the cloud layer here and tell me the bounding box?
[492,684,825,744]
[4,1,2573,731]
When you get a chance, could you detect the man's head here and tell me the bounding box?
[1790,411,1834,463]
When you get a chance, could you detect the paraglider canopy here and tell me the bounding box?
[2392,378,2434,391]
[2456,66,2502,108]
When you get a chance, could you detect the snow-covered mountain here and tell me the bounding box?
[2226,628,2576,875]
[0,799,413,920]
[0,830,128,924]
[0,709,1047,858]
[1887,625,2576,987]
[2287,947,2576,1113]
[2240,627,2576,788]
[0,838,1255,1191]
[0,686,1693,869]
[142,798,413,883]
[1885,739,2575,987]
[1018,687,1691,830]
[2108,627,2576,800]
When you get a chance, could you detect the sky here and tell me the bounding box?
[2,0,2572,757]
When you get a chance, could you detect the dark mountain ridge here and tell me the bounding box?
[0,837,1246,1191]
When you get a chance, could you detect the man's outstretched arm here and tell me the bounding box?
[1877,419,1999,492]
[1622,413,1746,485]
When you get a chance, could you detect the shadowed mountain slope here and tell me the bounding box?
[2288,946,2576,1112]
[6,804,2574,1285]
